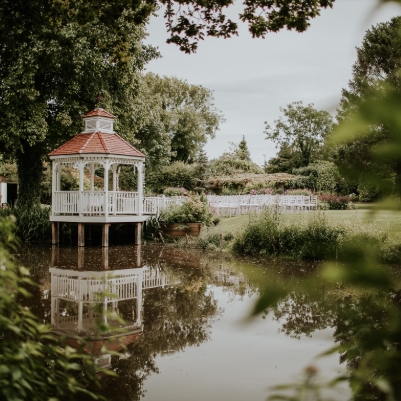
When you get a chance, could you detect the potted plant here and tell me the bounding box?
[160,195,213,237]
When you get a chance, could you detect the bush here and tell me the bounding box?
[148,162,197,193]
[161,196,214,226]
[0,205,51,242]
[285,189,313,196]
[163,187,188,196]
[293,161,340,193]
[357,181,380,202]
[319,194,351,210]
[232,210,345,260]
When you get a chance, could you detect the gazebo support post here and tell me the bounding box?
[134,222,142,245]
[102,223,110,247]
[78,223,85,247]
[51,222,59,245]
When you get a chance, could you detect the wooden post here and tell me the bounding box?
[102,246,109,269]
[78,223,85,247]
[51,245,59,266]
[134,222,142,245]
[78,247,85,269]
[133,245,142,268]
[102,223,110,247]
[51,222,59,245]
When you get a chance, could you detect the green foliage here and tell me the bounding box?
[0,158,18,183]
[0,205,51,242]
[136,73,224,164]
[208,140,262,177]
[233,211,344,260]
[0,216,101,400]
[148,162,197,193]
[161,196,213,226]
[265,101,333,168]
[293,161,341,193]
[265,143,303,173]
[166,0,334,52]
[357,181,380,202]
[319,194,351,210]
[237,136,251,161]
[333,16,401,197]
[163,187,188,196]
[285,189,313,196]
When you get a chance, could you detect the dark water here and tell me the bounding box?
[15,245,348,401]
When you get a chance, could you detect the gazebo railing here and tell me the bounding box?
[52,191,140,216]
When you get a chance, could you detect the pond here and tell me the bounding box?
[15,245,350,401]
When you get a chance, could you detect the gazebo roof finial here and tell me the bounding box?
[83,108,116,119]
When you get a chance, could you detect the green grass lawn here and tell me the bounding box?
[216,204,401,241]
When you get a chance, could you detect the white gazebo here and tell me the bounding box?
[49,108,147,246]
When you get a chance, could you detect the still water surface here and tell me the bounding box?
[16,245,348,401]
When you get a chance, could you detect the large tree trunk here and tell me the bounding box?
[16,141,43,208]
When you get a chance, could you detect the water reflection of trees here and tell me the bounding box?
[270,288,401,401]
[15,245,226,401]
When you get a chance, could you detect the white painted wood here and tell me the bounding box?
[137,162,143,216]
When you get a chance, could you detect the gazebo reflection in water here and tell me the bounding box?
[49,246,180,369]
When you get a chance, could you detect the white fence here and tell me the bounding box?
[52,192,317,217]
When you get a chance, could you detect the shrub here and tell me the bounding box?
[0,205,51,242]
[232,210,345,260]
[319,194,351,210]
[163,187,188,196]
[285,189,313,196]
[357,181,380,202]
[148,162,197,193]
[161,196,214,226]
[293,161,340,193]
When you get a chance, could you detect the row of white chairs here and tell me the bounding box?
[207,195,317,217]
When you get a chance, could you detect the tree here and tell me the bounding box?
[265,101,333,168]
[138,73,224,163]
[264,143,303,173]
[162,0,334,53]
[237,136,251,161]
[333,17,401,195]
[0,1,159,207]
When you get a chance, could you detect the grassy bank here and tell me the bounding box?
[174,205,401,262]
[216,205,401,241]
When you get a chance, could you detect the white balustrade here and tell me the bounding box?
[108,191,138,214]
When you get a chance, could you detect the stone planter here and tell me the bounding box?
[162,223,202,237]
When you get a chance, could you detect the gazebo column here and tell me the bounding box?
[78,162,85,217]
[51,162,60,244]
[112,164,118,191]
[104,163,110,217]
[90,162,95,191]
[137,162,143,215]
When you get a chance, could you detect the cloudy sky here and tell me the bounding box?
[145,0,401,165]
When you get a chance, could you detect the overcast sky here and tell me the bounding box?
[145,0,401,165]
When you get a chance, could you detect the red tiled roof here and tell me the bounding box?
[83,108,116,119]
[49,132,145,158]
